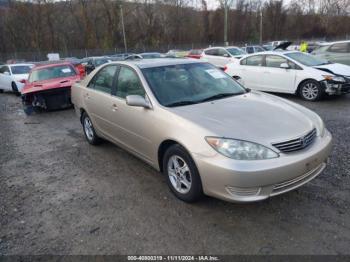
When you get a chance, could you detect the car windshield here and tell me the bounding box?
[29,65,76,83]
[11,65,32,74]
[227,48,246,56]
[285,52,330,66]
[142,63,246,107]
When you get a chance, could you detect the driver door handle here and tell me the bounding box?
[84,93,90,99]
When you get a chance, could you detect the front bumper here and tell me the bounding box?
[322,80,350,95]
[193,130,332,203]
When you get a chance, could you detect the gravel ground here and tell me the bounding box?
[0,92,349,255]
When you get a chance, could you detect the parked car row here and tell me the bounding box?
[1,42,346,203]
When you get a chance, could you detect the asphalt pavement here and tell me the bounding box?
[0,93,349,255]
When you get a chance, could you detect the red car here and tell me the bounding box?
[186,49,203,59]
[22,63,82,112]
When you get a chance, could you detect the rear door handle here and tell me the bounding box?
[111,104,118,112]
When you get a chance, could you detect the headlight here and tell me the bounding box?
[206,137,279,160]
[314,115,325,137]
[323,75,346,83]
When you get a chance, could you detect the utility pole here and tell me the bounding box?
[120,4,127,53]
[259,9,263,45]
[224,1,228,46]
[223,0,233,46]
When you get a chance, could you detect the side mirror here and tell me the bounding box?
[126,95,152,109]
[3,71,10,76]
[280,63,290,69]
[223,53,230,57]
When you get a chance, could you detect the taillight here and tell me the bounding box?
[19,79,26,84]
[223,66,228,72]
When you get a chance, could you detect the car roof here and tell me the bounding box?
[32,62,73,70]
[6,63,34,67]
[139,52,161,55]
[205,46,240,50]
[319,40,350,46]
[239,50,300,58]
[244,45,262,47]
[112,58,204,69]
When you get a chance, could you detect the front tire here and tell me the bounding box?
[299,80,324,101]
[82,112,101,145]
[163,144,203,202]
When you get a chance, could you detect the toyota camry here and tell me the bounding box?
[71,59,332,203]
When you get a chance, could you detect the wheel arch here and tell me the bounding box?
[157,139,195,172]
[296,78,321,95]
[79,108,87,124]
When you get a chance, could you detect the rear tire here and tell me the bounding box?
[163,144,203,202]
[81,112,101,145]
[0,89,3,93]
[11,82,20,96]
[299,80,324,101]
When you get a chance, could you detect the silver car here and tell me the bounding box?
[312,41,350,66]
[71,59,332,203]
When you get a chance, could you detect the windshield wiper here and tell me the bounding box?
[166,100,199,107]
[199,92,242,103]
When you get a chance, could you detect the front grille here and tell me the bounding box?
[272,128,317,153]
[341,83,350,93]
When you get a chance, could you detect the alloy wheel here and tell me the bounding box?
[84,117,94,141]
[302,83,319,100]
[167,155,192,194]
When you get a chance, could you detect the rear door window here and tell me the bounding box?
[329,43,348,53]
[217,48,229,57]
[205,49,218,56]
[265,55,287,68]
[243,55,264,66]
[0,66,10,74]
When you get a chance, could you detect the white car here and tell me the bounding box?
[225,51,350,101]
[0,64,34,94]
[201,46,246,69]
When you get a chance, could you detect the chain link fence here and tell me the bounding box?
[1,35,349,63]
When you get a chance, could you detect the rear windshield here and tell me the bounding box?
[11,65,33,75]
[227,48,246,56]
[189,50,203,55]
[29,65,76,83]
[95,59,109,66]
[141,53,162,59]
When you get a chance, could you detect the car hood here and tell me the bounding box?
[313,63,350,76]
[22,75,81,95]
[274,41,292,50]
[170,92,315,147]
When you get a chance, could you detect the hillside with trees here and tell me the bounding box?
[0,0,349,56]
